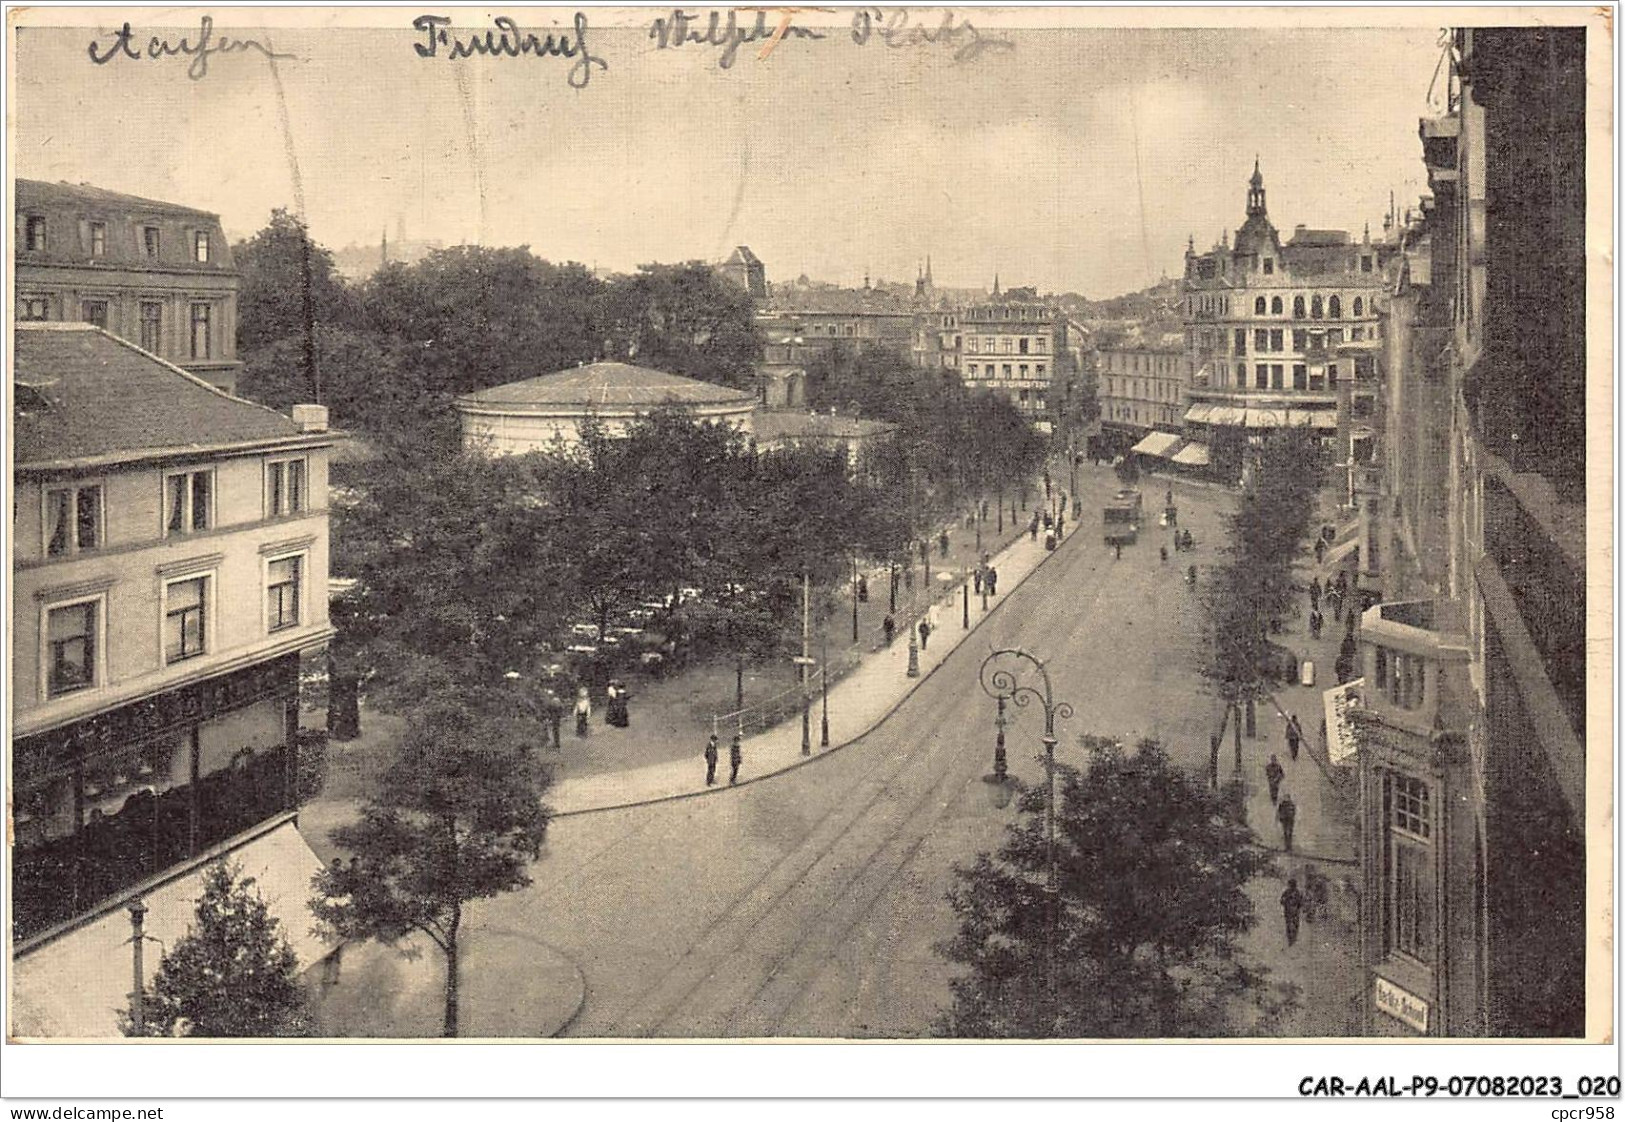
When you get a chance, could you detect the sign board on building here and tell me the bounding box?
[1323,677,1366,768]
[1374,976,1430,1033]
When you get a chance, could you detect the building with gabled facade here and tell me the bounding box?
[10,322,337,1037]
[14,180,243,394]
[715,245,767,300]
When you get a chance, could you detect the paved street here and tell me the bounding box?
[408,466,1359,1039]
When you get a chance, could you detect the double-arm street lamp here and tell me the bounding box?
[978,647,1074,1032]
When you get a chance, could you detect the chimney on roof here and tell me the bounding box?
[291,404,329,433]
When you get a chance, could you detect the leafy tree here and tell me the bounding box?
[937,737,1295,1038]
[122,862,312,1037]
[233,208,354,357]
[598,262,762,389]
[310,680,550,1037]
[357,247,607,398]
[331,440,568,705]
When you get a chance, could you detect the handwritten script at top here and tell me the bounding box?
[648,7,1015,68]
[412,13,608,88]
[87,16,296,80]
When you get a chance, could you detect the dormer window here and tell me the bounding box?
[194,230,210,263]
[89,222,106,257]
[1263,259,1275,275]
[142,226,161,258]
[25,215,46,251]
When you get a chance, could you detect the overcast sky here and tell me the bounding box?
[12,11,1443,298]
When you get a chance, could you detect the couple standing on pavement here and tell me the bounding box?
[704,731,744,787]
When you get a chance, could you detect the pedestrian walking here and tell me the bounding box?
[903,566,914,592]
[918,617,932,651]
[1265,753,1285,803]
[1114,540,1123,560]
[1159,545,1168,564]
[1314,537,1326,565]
[1281,878,1305,947]
[1286,715,1301,761]
[1181,528,1193,551]
[857,574,869,603]
[704,734,719,786]
[883,613,896,646]
[729,732,743,785]
[1335,570,1348,598]
[1301,866,1320,924]
[981,499,989,521]
[543,690,564,749]
[1277,793,1297,851]
[1029,514,1040,541]
[973,568,983,594]
[985,567,998,596]
[1310,608,1323,639]
[1328,586,1343,622]
[920,539,930,565]
[573,687,591,739]
[1309,576,1322,612]
[939,529,950,557]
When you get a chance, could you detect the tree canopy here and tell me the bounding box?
[123,862,312,1038]
[937,737,1294,1038]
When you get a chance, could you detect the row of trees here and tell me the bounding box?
[233,211,762,447]
[804,343,1049,528]
[1201,429,1327,719]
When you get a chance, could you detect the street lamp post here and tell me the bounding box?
[820,632,830,748]
[962,567,970,629]
[852,557,860,644]
[979,647,1075,1034]
[799,572,811,756]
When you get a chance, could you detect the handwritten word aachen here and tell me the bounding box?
[648,9,827,69]
[87,16,295,80]
[413,13,608,88]
[851,7,1014,63]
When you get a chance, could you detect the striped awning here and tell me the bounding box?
[1130,431,1184,458]
[1184,403,1218,424]
[1171,442,1211,466]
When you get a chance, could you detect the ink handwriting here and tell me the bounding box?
[87,16,296,80]
[412,13,608,89]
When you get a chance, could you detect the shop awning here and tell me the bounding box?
[11,816,329,1038]
[1185,402,1248,426]
[1171,442,1211,466]
[1130,431,1184,458]
[1323,678,1367,767]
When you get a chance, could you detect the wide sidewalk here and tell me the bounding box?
[547,508,1075,816]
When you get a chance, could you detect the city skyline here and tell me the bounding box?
[14,15,1441,297]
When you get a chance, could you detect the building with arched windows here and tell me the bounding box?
[1180,161,1399,483]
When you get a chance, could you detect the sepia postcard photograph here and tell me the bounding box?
[0,1,1617,1109]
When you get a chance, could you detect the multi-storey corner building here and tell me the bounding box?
[10,323,336,1036]
[1180,163,1396,483]
[14,180,243,393]
[1351,25,1587,1039]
